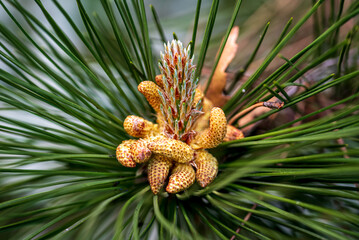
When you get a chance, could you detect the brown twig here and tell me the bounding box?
[230,203,258,240]
[228,101,284,125]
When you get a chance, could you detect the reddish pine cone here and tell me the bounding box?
[147,155,173,194]
[166,163,195,194]
[192,107,227,149]
[138,81,162,113]
[148,135,195,163]
[195,150,218,187]
[130,138,152,163]
[124,115,156,138]
[116,140,136,167]
[223,124,244,142]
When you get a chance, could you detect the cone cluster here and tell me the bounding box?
[116,40,244,194]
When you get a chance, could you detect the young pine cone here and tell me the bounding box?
[166,163,195,194]
[192,107,227,149]
[147,155,173,194]
[195,149,218,187]
[116,140,137,168]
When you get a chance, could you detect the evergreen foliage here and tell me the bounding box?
[0,0,358,239]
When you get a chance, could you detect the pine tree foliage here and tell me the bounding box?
[0,0,358,239]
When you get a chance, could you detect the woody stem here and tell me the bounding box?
[228,101,283,125]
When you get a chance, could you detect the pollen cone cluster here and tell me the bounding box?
[116,39,244,194]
